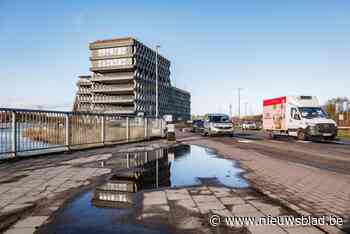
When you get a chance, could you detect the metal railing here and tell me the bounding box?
[0,108,165,160]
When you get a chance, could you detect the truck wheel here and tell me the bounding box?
[268,132,275,139]
[297,130,307,141]
[325,135,336,141]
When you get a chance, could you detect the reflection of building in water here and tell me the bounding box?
[92,148,171,209]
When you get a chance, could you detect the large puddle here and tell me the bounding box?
[39,144,248,234]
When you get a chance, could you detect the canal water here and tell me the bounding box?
[38,144,248,234]
[0,124,56,158]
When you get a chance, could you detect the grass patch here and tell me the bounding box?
[338,129,350,140]
[23,128,65,144]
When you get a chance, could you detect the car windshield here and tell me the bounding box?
[193,120,204,126]
[298,107,328,119]
[209,115,230,123]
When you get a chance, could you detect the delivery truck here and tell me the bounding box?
[263,96,337,141]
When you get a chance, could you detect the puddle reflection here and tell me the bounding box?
[93,144,247,209]
[40,144,248,234]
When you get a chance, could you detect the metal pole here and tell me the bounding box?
[155,45,160,118]
[144,118,148,139]
[238,88,242,119]
[101,116,105,144]
[126,117,129,142]
[65,114,70,148]
[156,155,159,188]
[11,111,17,157]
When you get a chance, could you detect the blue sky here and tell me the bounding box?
[0,0,349,115]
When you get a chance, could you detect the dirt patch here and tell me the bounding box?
[0,174,28,184]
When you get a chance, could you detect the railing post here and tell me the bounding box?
[65,113,70,150]
[126,117,129,142]
[160,119,165,138]
[11,111,17,157]
[144,118,148,139]
[101,116,105,144]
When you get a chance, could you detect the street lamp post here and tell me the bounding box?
[238,88,243,119]
[155,45,160,118]
[244,102,248,116]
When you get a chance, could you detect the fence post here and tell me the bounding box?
[126,117,129,142]
[144,118,148,139]
[11,111,17,157]
[101,116,105,144]
[160,119,165,138]
[65,113,70,150]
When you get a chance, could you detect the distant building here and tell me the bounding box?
[74,37,190,120]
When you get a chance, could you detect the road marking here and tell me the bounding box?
[296,140,311,143]
[237,139,253,143]
[333,141,347,145]
[269,140,285,143]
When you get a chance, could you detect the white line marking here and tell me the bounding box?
[237,139,253,143]
[269,140,285,143]
[296,140,311,143]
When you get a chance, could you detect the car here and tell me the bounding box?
[191,119,204,133]
[203,114,234,136]
[241,121,258,130]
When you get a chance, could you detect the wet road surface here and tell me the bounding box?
[219,130,350,175]
[38,144,249,234]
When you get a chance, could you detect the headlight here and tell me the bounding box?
[306,123,316,127]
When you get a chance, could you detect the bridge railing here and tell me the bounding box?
[0,108,165,160]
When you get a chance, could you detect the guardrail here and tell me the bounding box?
[0,108,165,160]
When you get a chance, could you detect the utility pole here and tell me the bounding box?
[238,88,243,119]
[229,104,232,118]
[155,45,160,118]
[244,102,248,116]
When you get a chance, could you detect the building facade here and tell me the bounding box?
[74,37,190,120]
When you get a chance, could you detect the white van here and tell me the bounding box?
[203,113,234,136]
[263,96,337,141]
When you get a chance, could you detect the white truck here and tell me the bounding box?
[263,96,337,141]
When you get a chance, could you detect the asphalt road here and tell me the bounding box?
[201,130,350,175]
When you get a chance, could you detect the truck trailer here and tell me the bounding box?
[263,96,337,141]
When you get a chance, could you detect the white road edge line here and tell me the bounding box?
[237,139,254,143]
[296,140,311,143]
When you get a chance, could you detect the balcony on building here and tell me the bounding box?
[93,84,134,94]
[77,96,92,103]
[90,64,134,73]
[91,73,134,84]
[90,46,135,73]
[93,95,135,104]
[77,79,92,87]
[93,104,135,114]
[77,87,91,94]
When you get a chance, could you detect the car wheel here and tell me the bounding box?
[297,130,307,141]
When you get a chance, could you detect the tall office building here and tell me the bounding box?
[74,37,190,120]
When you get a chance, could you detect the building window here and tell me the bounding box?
[95,46,130,57]
[95,58,132,67]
